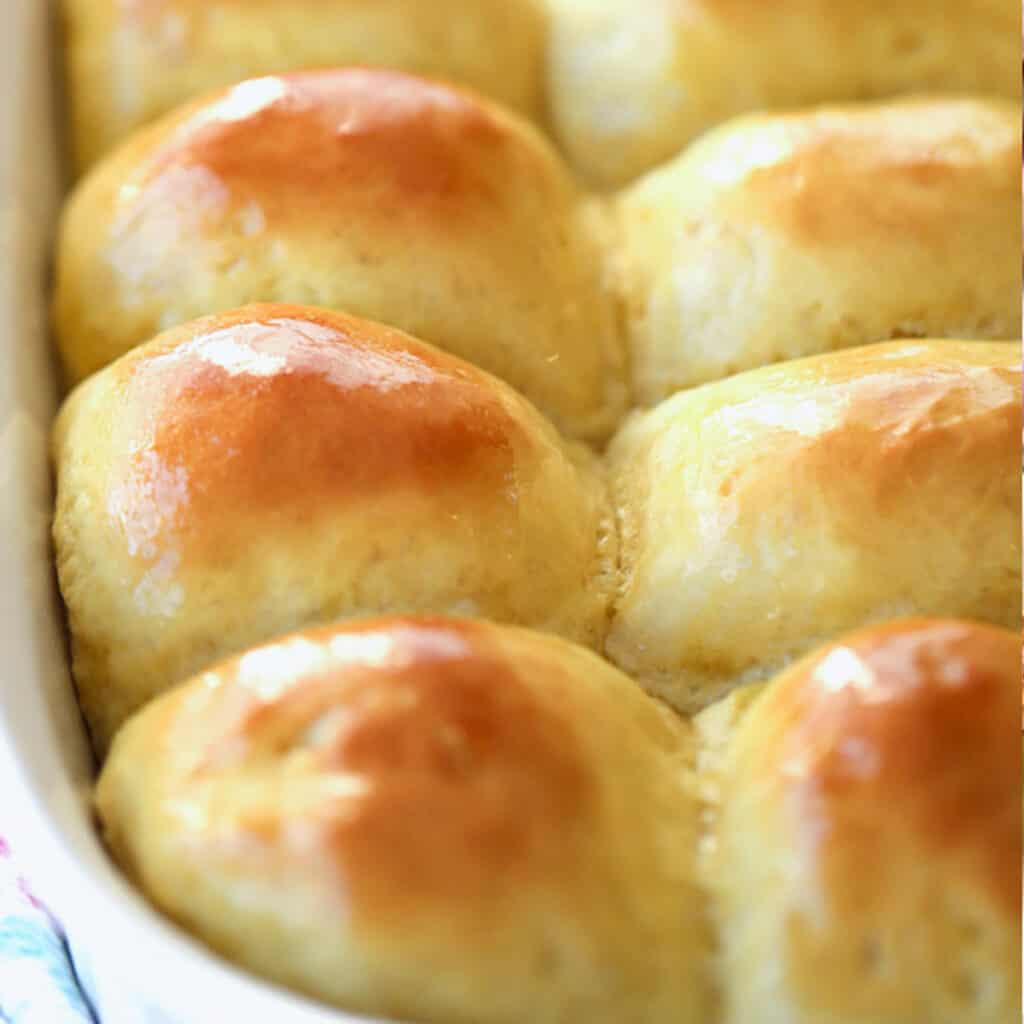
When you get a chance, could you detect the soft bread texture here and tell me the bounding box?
[63,0,546,170]
[606,340,1023,712]
[614,98,1023,405]
[53,68,626,441]
[546,0,1023,187]
[700,619,1022,1024]
[95,616,1021,1022]
[95,616,711,1024]
[52,306,615,753]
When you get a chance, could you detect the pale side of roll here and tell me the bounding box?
[63,0,547,170]
[546,0,1022,187]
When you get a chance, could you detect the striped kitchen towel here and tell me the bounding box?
[0,836,96,1023]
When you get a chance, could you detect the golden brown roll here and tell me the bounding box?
[701,619,1021,1024]
[53,69,626,441]
[63,0,547,170]
[53,305,615,753]
[95,616,711,1024]
[546,0,1022,187]
[613,97,1022,405]
[606,340,1023,712]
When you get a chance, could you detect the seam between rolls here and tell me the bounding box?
[578,189,634,447]
[690,709,729,1024]
[594,450,627,658]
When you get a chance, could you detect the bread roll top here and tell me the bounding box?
[704,618,1021,1023]
[614,97,1021,403]
[53,305,614,752]
[55,68,626,440]
[607,340,1022,711]
[96,616,710,1024]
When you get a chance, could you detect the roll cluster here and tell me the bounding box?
[52,2,1022,1021]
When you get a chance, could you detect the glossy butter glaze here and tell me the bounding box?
[105,305,525,564]
[133,71,514,221]
[757,619,1020,914]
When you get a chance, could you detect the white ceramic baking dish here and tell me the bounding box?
[0,3,375,1020]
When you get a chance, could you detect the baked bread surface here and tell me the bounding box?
[614,97,1022,404]
[54,68,626,440]
[547,0,1022,186]
[606,340,1023,711]
[700,618,1022,1024]
[96,614,1021,1022]
[53,305,615,752]
[63,0,547,170]
[96,616,711,1024]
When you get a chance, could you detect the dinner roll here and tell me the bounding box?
[53,305,614,753]
[546,0,1022,186]
[63,0,546,170]
[702,619,1021,1024]
[95,616,711,1024]
[614,97,1022,405]
[54,69,625,441]
[606,340,1022,712]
